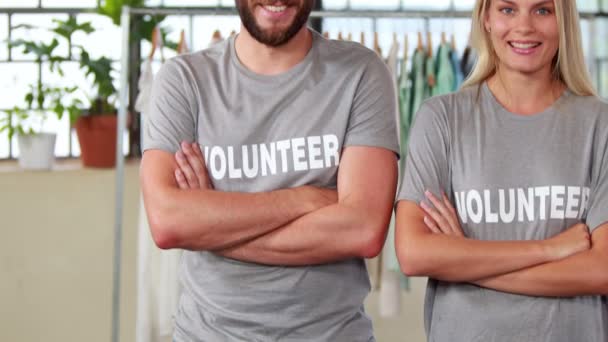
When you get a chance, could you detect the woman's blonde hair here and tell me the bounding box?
[462,0,597,96]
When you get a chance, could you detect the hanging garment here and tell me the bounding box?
[135,31,183,342]
[425,52,436,99]
[432,42,456,96]
[378,46,417,318]
[386,38,400,84]
[398,55,412,158]
[461,46,478,79]
[134,59,154,114]
[409,48,428,120]
[450,48,464,90]
[367,37,401,293]
[136,197,183,342]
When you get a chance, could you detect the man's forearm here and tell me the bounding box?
[216,202,390,266]
[145,184,333,251]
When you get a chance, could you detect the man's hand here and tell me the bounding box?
[173,141,338,209]
[174,141,213,190]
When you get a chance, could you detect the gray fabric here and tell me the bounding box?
[143,30,399,342]
[398,82,608,342]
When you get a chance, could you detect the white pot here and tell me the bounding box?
[17,133,57,170]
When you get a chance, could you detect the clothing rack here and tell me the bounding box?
[113,5,604,342]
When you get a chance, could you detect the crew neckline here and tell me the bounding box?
[482,81,570,122]
[229,29,318,84]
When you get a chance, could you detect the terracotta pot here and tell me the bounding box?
[75,114,119,168]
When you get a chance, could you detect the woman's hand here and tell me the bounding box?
[419,190,465,237]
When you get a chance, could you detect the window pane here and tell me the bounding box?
[10,14,70,61]
[322,18,374,48]
[323,0,348,10]
[0,0,39,8]
[0,112,8,158]
[580,19,592,72]
[41,0,97,7]
[163,0,221,6]
[350,0,400,10]
[72,14,122,61]
[0,15,7,61]
[429,18,472,52]
[46,110,70,157]
[141,15,191,61]
[578,0,598,12]
[453,0,476,11]
[375,18,427,58]
[41,62,92,108]
[596,19,608,58]
[0,63,39,109]
[402,0,451,10]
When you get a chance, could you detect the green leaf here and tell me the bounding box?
[98,0,147,26]
[52,17,95,41]
[25,93,34,108]
[37,92,45,110]
[53,103,65,120]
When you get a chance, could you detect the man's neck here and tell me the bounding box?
[234,25,312,76]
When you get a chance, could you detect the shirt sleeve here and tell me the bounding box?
[343,54,400,157]
[397,99,451,204]
[142,57,198,154]
[585,113,608,232]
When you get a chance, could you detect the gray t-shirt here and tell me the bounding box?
[143,30,399,342]
[398,82,608,342]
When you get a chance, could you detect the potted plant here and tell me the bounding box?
[74,43,121,168]
[5,21,87,170]
[0,84,82,170]
[79,1,172,166]
[11,16,126,168]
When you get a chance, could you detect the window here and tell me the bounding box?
[0,0,606,160]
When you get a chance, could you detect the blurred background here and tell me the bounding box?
[1,1,607,341]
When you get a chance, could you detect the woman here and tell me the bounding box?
[395,1,608,341]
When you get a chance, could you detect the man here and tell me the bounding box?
[140,0,399,340]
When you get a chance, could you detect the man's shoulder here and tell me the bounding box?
[314,33,380,71]
[164,40,229,74]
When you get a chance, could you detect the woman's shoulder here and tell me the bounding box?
[560,91,608,120]
[419,85,481,119]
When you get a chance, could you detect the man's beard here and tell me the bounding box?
[236,0,314,47]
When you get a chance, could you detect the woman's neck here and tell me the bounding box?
[487,68,566,115]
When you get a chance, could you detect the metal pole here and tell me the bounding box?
[112,6,131,342]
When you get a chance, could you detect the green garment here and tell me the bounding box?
[432,42,456,96]
[409,48,428,122]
